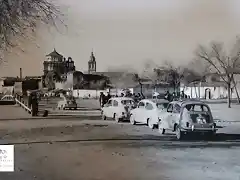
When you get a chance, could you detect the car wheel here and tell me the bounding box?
[102,114,107,120]
[176,126,184,140]
[130,114,136,125]
[159,127,165,134]
[113,114,120,122]
[147,119,154,129]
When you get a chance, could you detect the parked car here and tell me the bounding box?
[158,100,217,140]
[129,99,169,129]
[101,97,136,122]
[57,96,77,110]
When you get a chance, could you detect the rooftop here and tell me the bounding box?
[46,49,63,58]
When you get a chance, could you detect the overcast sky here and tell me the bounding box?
[1,0,240,76]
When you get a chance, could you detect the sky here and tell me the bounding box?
[1,0,240,76]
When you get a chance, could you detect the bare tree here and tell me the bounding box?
[140,60,159,84]
[160,61,200,94]
[0,0,63,56]
[195,37,240,108]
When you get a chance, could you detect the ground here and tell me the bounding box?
[1,119,240,180]
[1,102,240,180]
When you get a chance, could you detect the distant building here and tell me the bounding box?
[88,51,96,74]
[180,73,228,99]
[42,50,109,90]
[43,49,75,76]
[43,49,76,89]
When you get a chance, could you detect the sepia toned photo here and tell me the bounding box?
[0,0,240,179]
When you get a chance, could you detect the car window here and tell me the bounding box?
[190,104,209,112]
[113,100,118,107]
[138,101,145,108]
[145,102,154,110]
[167,104,173,112]
[173,104,181,113]
[121,100,134,105]
[157,103,169,109]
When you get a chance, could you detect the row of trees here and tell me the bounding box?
[110,37,240,108]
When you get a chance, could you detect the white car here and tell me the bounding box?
[101,97,136,122]
[158,100,217,140]
[129,99,169,129]
[57,96,77,110]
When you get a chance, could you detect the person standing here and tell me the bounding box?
[31,92,39,116]
[107,92,111,101]
[99,92,105,108]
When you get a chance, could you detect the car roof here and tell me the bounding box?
[110,97,134,101]
[140,99,169,104]
[170,99,208,106]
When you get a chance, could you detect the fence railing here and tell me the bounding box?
[14,95,32,114]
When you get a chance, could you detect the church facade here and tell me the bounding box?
[43,49,109,90]
[43,49,75,76]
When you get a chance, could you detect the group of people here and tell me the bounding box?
[99,90,189,108]
[99,91,145,107]
[164,91,189,102]
[99,92,112,107]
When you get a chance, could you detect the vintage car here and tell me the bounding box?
[158,100,217,140]
[129,99,169,129]
[57,96,77,110]
[101,97,136,122]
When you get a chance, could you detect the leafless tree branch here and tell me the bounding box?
[195,37,240,107]
[0,0,64,57]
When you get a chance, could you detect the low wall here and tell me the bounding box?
[72,89,108,99]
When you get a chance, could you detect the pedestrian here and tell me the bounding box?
[107,92,111,101]
[31,92,39,116]
[99,92,105,107]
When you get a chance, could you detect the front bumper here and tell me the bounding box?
[181,127,216,133]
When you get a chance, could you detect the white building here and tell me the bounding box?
[180,74,240,99]
[180,82,227,99]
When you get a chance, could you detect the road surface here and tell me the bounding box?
[0,105,31,120]
[0,119,240,180]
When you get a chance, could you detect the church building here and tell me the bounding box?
[43,49,110,90]
[88,51,96,74]
[43,48,75,76]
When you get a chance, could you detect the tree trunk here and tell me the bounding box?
[140,83,144,97]
[233,78,240,103]
[227,83,231,108]
[173,83,176,93]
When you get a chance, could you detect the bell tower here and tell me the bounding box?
[88,51,96,74]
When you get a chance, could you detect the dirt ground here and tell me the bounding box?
[0,119,240,180]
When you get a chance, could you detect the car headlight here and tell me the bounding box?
[212,123,216,130]
[191,125,195,131]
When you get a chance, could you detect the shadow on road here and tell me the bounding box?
[3,133,240,148]
[215,133,240,141]
[0,116,102,121]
